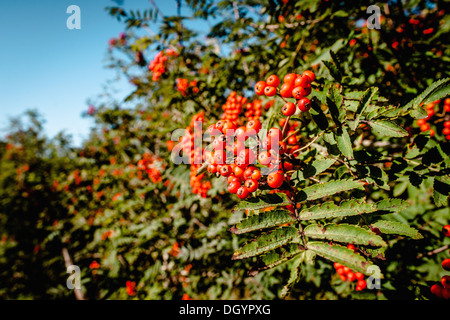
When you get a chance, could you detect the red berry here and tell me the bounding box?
[282,102,296,116]
[266,74,280,87]
[219,164,232,177]
[291,86,304,100]
[267,172,284,188]
[283,73,297,85]
[441,275,450,289]
[264,85,277,97]
[442,288,450,300]
[442,259,450,271]
[294,74,311,87]
[246,119,262,133]
[297,97,311,112]
[255,81,266,96]
[443,225,450,237]
[279,83,294,98]
[236,186,250,199]
[258,150,272,166]
[444,121,450,129]
[443,127,450,135]
[356,279,367,291]
[347,244,356,251]
[355,272,364,281]
[347,271,356,282]
[302,70,315,82]
[244,179,259,193]
[430,284,443,298]
[228,181,240,194]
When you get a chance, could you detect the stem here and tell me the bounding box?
[416,245,449,259]
[291,131,325,154]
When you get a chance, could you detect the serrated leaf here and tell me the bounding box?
[296,179,365,202]
[232,226,300,260]
[323,60,342,82]
[433,176,450,207]
[281,253,304,298]
[404,77,450,111]
[307,242,378,277]
[335,127,354,159]
[371,220,423,240]
[233,192,292,211]
[230,209,296,234]
[297,158,336,180]
[367,120,408,137]
[352,87,378,129]
[304,224,387,247]
[298,199,375,220]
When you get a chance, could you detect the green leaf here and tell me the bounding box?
[297,158,336,180]
[404,77,450,111]
[233,192,292,212]
[335,127,354,159]
[307,242,378,277]
[304,223,387,247]
[323,60,342,83]
[232,226,300,260]
[230,209,296,234]
[281,253,304,298]
[371,220,423,240]
[298,200,373,220]
[296,179,365,202]
[252,243,304,275]
[351,87,378,130]
[433,176,450,207]
[367,120,408,137]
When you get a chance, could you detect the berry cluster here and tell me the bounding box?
[244,99,263,122]
[178,112,212,197]
[176,78,199,96]
[137,152,163,183]
[125,280,137,296]
[333,245,367,291]
[220,91,248,122]
[416,98,450,139]
[148,49,178,82]
[254,70,315,113]
[430,224,450,300]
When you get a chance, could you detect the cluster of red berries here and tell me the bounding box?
[126,280,137,296]
[178,112,212,197]
[220,91,248,122]
[176,78,199,96]
[430,225,450,300]
[333,244,367,291]
[416,98,450,139]
[204,118,290,199]
[244,99,263,122]
[148,49,178,82]
[254,70,315,114]
[137,152,163,183]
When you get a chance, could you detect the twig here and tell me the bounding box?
[416,245,449,259]
[62,247,85,300]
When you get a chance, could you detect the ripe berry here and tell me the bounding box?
[236,148,256,168]
[267,172,284,188]
[268,127,283,141]
[233,165,245,177]
[244,179,259,193]
[258,150,272,166]
[442,259,450,271]
[444,121,450,129]
[282,102,296,116]
[416,119,427,126]
[283,73,297,85]
[443,225,450,237]
[291,86,304,100]
[246,119,262,133]
[264,86,277,97]
[294,74,311,88]
[355,272,364,281]
[266,74,280,87]
[219,165,232,177]
[243,166,261,180]
[302,70,315,82]
[443,128,450,136]
[355,279,367,291]
[430,284,443,298]
[279,83,294,98]
[207,164,217,174]
[297,97,311,112]
[228,181,240,194]
[236,186,250,199]
[441,275,450,289]
[347,271,356,282]
[255,81,266,96]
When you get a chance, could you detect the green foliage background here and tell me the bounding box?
[0,0,449,300]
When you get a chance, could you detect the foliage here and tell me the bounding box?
[1,0,449,300]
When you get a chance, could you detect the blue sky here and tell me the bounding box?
[0,0,195,146]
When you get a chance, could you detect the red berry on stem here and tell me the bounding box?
[297,97,311,112]
[281,102,296,116]
[255,81,266,96]
[266,74,280,87]
[267,172,284,188]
